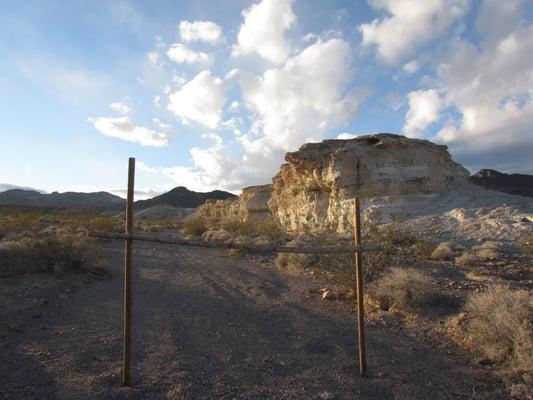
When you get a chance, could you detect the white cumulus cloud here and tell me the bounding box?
[238,38,362,182]
[232,0,296,64]
[403,0,533,173]
[88,116,170,147]
[166,43,210,64]
[110,102,130,115]
[167,70,226,129]
[179,20,223,44]
[403,89,443,137]
[359,0,469,64]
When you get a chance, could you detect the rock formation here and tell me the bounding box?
[197,184,272,222]
[269,134,469,234]
[197,134,471,236]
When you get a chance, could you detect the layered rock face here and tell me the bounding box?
[268,134,469,235]
[197,184,272,222]
[197,134,470,236]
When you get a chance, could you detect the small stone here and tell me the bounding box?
[319,391,335,400]
[322,290,335,300]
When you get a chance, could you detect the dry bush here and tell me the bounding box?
[472,241,500,261]
[431,242,456,260]
[87,216,122,232]
[0,233,106,277]
[455,251,480,267]
[413,239,436,259]
[518,234,533,255]
[368,268,439,311]
[26,234,93,273]
[451,285,532,384]
[182,215,208,237]
[275,239,317,272]
[221,216,288,244]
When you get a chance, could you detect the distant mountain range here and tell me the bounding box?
[0,185,236,210]
[470,169,533,198]
[0,183,45,193]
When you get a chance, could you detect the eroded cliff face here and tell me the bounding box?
[196,134,470,236]
[269,134,469,234]
[197,184,272,222]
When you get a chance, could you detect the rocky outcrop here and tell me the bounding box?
[196,134,470,236]
[197,184,272,222]
[269,134,469,234]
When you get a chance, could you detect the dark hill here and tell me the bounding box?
[470,169,533,198]
[135,186,236,209]
[0,189,124,209]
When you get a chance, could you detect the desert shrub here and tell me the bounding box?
[87,216,122,232]
[413,239,436,259]
[455,251,480,267]
[451,285,532,383]
[222,216,288,244]
[472,241,500,261]
[368,268,439,311]
[518,234,533,255]
[431,241,456,260]
[26,233,95,274]
[182,215,208,237]
[275,238,317,272]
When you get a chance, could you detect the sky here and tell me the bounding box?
[0,0,532,198]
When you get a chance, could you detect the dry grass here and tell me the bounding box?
[182,215,209,237]
[221,216,288,244]
[455,251,480,267]
[472,241,500,261]
[518,234,533,255]
[1,232,103,276]
[275,239,317,273]
[450,285,532,385]
[368,268,439,311]
[431,242,456,260]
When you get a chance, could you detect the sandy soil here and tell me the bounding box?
[0,240,510,400]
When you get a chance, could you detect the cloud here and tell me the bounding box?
[336,132,358,139]
[110,102,130,115]
[236,38,362,183]
[232,0,296,64]
[403,60,420,74]
[359,0,469,64]
[404,0,533,173]
[403,89,443,137]
[166,43,210,64]
[160,141,243,193]
[179,20,223,44]
[167,70,226,129]
[88,116,171,147]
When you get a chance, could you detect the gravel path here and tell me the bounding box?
[0,241,508,399]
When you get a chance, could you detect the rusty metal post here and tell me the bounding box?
[123,157,135,386]
[353,197,367,377]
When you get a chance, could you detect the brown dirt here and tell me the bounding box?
[0,240,510,399]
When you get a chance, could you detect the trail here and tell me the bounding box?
[0,241,508,399]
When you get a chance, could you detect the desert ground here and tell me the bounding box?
[0,228,525,399]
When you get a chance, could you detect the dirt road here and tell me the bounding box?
[0,241,508,399]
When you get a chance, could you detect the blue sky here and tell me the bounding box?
[0,0,532,197]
